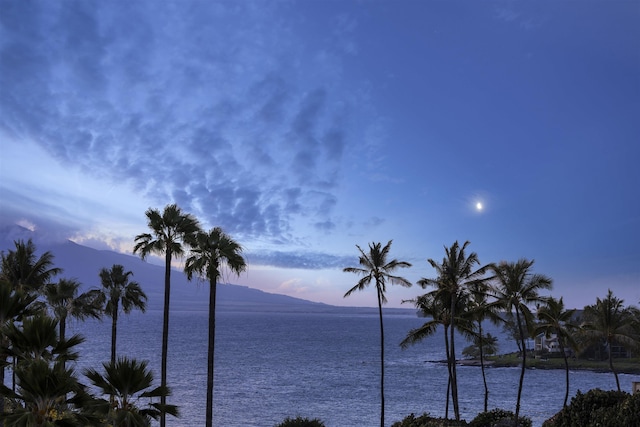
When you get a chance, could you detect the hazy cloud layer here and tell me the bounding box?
[0,1,366,259]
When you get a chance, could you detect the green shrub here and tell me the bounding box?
[275,416,326,427]
[391,412,468,427]
[542,388,634,427]
[469,409,531,427]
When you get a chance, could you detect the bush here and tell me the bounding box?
[391,413,468,427]
[275,416,326,427]
[469,409,531,427]
[542,388,636,427]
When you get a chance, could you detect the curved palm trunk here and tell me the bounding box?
[608,339,621,391]
[0,357,4,427]
[206,278,217,427]
[111,301,119,366]
[443,324,451,419]
[514,307,526,427]
[160,249,172,427]
[479,322,488,412]
[559,342,569,407]
[449,297,460,421]
[376,286,385,427]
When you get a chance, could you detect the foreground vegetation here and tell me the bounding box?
[542,389,640,427]
[391,409,532,427]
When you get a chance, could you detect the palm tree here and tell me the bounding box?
[462,330,499,407]
[465,284,502,412]
[0,359,99,427]
[490,259,552,425]
[535,296,578,407]
[84,356,179,427]
[184,227,246,427]
[1,239,60,402]
[3,313,84,367]
[401,291,454,418]
[581,289,638,391]
[344,240,412,427]
[417,241,490,421]
[43,278,104,343]
[99,265,147,365]
[1,239,61,295]
[133,203,200,427]
[0,279,37,427]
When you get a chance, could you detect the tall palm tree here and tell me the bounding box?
[401,291,454,418]
[490,259,552,425]
[462,330,499,410]
[85,356,179,427]
[133,203,200,427]
[1,239,61,295]
[417,241,490,421]
[465,284,502,412]
[344,240,412,427]
[184,227,246,427]
[43,278,104,343]
[99,265,147,365]
[535,296,578,407]
[581,289,638,391]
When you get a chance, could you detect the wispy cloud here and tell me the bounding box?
[247,250,353,270]
[0,1,372,255]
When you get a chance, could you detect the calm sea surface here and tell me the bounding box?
[59,310,636,427]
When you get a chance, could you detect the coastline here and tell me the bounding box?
[430,354,640,375]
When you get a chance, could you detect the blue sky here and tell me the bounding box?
[1,0,638,308]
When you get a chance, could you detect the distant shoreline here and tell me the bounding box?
[430,354,640,375]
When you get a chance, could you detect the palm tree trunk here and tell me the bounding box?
[443,325,450,419]
[608,340,620,391]
[449,296,460,421]
[0,359,4,427]
[206,278,217,427]
[377,285,385,427]
[515,308,526,427]
[479,322,488,412]
[560,344,569,407]
[60,316,67,369]
[111,302,119,366]
[12,357,16,392]
[59,316,66,342]
[160,250,172,427]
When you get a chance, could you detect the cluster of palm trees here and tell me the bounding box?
[343,240,640,427]
[0,239,174,426]
[2,208,637,427]
[1,203,246,426]
[133,204,246,427]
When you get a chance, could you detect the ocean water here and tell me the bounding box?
[52,310,638,426]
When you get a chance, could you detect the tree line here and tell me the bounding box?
[343,240,640,427]
[1,204,638,427]
[1,204,245,427]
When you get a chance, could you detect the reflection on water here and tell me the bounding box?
[60,310,637,427]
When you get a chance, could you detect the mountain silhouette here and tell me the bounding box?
[1,225,411,314]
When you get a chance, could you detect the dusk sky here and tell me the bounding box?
[1,1,638,309]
